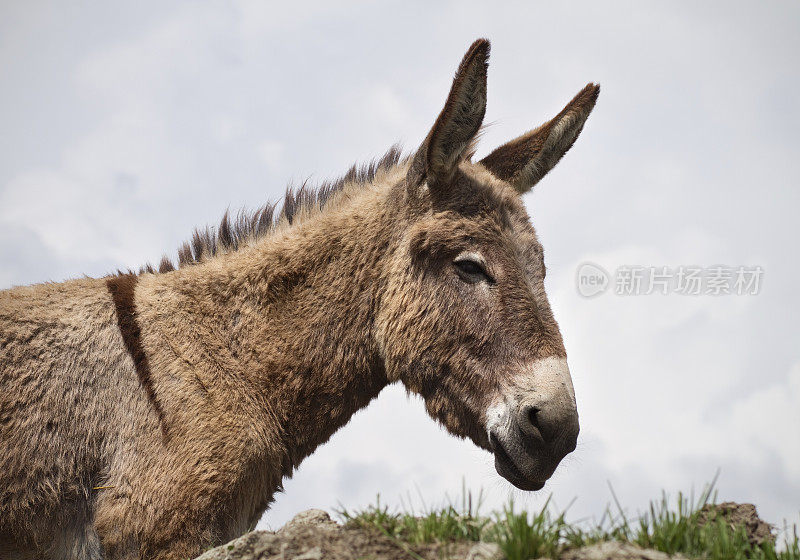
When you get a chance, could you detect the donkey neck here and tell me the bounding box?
[136,180,399,474]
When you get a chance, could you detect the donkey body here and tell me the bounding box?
[0,40,598,559]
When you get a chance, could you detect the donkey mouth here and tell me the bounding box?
[490,433,546,491]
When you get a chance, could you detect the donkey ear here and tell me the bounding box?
[410,39,490,188]
[480,83,599,194]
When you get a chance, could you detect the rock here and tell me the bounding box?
[277,509,338,539]
[698,502,774,547]
[560,541,689,560]
[292,546,322,560]
[194,508,481,559]
[465,542,503,560]
[193,511,336,560]
[194,531,281,560]
[282,509,334,528]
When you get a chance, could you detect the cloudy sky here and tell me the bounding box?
[2,0,798,534]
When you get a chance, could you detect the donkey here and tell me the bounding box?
[0,39,598,559]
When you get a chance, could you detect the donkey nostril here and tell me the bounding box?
[527,406,541,429]
[520,405,544,441]
[519,403,579,451]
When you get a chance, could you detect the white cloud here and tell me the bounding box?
[364,85,414,129]
[0,114,196,267]
[257,140,285,170]
[721,363,800,481]
[547,240,799,524]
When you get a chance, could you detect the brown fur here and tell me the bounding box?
[481,82,599,192]
[0,39,598,559]
[106,274,169,441]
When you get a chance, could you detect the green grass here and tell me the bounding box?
[337,484,490,545]
[336,480,800,560]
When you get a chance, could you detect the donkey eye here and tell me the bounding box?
[453,258,494,284]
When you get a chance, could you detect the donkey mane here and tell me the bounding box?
[139,145,405,275]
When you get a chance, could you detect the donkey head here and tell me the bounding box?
[375,39,598,490]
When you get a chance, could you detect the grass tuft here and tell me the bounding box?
[336,479,800,560]
[485,497,566,560]
[337,488,490,545]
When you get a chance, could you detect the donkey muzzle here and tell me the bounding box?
[486,356,579,491]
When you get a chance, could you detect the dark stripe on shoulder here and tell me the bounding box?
[106,274,169,441]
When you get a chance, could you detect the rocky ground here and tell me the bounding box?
[194,502,775,560]
[196,509,490,560]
